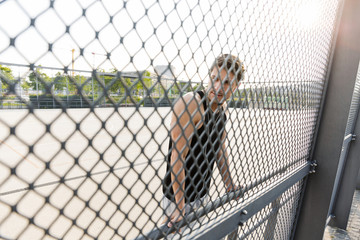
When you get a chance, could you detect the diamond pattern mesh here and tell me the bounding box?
[0,0,340,239]
[237,180,304,240]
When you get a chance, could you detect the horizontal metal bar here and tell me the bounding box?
[135,160,306,240]
[194,162,311,240]
[0,61,189,82]
[134,188,244,240]
[134,161,310,240]
[243,157,307,193]
[0,61,84,73]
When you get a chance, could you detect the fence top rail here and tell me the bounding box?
[135,189,244,240]
[136,161,310,240]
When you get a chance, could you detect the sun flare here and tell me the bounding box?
[296,3,321,29]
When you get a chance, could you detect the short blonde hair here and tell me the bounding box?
[210,54,245,82]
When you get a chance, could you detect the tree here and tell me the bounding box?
[28,68,52,93]
[103,69,124,94]
[0,65,15,91]
[74,74,90,94]
[0,65,32,93]
[170,80,199,97]
[21,79,31,91]
[53,72,69,93]
[99,69,152,96]
[133,70,152,97]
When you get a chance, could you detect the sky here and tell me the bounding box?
[0,0,339,84]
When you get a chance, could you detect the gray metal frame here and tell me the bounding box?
[328,61,360,228]
[294,0,360,238]
[137,161,311,240]
[195,163,310,240]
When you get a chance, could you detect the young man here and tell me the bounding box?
[162,54,245,231]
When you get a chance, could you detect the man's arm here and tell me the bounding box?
[167,92,202,226]
[217,130,236,192]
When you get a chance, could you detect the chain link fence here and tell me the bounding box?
[0,0,340,239]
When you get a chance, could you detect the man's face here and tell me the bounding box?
[206,67,238,105]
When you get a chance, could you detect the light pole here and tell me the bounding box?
[92,52,95,104]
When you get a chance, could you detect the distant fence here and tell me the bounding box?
[1,82,320,109]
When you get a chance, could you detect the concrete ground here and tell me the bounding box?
[323,190,360,240]
[0,107,311,239]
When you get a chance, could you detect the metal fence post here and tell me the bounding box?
[293,0,360,239]
[329,62,360,229]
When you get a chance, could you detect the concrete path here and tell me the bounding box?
[323,190,360,240]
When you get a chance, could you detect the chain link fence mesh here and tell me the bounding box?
[235,181,303,240]
[0,0,340,239]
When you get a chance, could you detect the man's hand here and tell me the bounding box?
[226,185,243,200]
[162,208,185,234]
[167,208,184,228]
